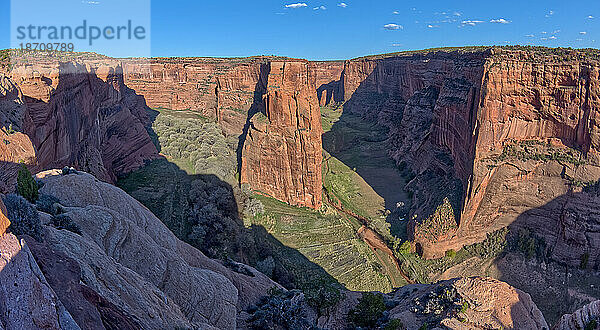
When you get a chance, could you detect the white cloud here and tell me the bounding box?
[580,31,587,35]
[454,12,462,17]
[427,24,439,28]
[391,43,402,47]
[313,5,326,10]
[392,11,399,15]
[525,34,535,37]
[338,2,348,8]
[541,31,547,34]
[549,36,557,40]
[552,29,561,34]
[384,23,403,30]
[588,15,594,19]
[285,3,307,9]
[461,20,484,26]
[545,10,554,18]
[490,18,510,24]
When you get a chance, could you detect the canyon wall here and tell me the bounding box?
[122,57,325,208]
[322,48,600,266]
[2,59,159,184]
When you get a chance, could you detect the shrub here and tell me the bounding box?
[35,194,60,214]
[17,164,38,203]
[460,301,469,313]
[52,214,82,235]
[348,292,386,328]
[398,241,412,255]
[445,249,457,259]
[244,198,265,217]
[580,253,590,270]
[384,319,405,330]
[247,288,314,330]
[303,280,344,315]
[3,194,42,240]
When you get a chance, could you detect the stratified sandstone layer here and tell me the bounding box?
[315,48,600,265]
[240,61,324,208]
[7,60,159,183]
[0,73,37,193]
[123,58,325,208]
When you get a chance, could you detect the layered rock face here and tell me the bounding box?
[123,58,325,208]
[240,61,324,208]
[328,48,600,265]
[7,60,159,183]
[122,58,266,135]
[28,169,281,329]
[554,300,600,330]
[311,61,344,107]
[0,73,37,193]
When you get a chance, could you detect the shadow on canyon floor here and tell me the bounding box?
[320,73,412,241]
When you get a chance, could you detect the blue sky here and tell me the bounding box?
[1,0,599,60]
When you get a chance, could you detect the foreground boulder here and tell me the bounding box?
[0,233,79,329]
[34,169,280,329]
[387,277,549,329]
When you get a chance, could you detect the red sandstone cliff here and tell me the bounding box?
[123,57,325,209]
[328,48,600,265]
[240,61,323,208]
[5,60,159,183]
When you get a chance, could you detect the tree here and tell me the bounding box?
[348,292,386,328]
[17,163,38,203]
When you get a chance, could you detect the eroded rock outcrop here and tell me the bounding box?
[388,277,549,329]
[35,169,281,329]
[240,61,323,208]
[554,300,600,330]
[0,73,37,193]
[0,233,80,330]
[328,48,600,264]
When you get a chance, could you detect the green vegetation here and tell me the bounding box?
[17,163,38,203]
[398,228,508,284]
[347,292,386,328]
[581,252,590,270]
[3,194,42,240]
[247,288,314,330]
[384,319,405,330]
[513,228,546,260]
[489,139,586,166]
[445,249,457,259]
[321,104,409,241]
[250,195,393,293]
[148,108,237,183]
